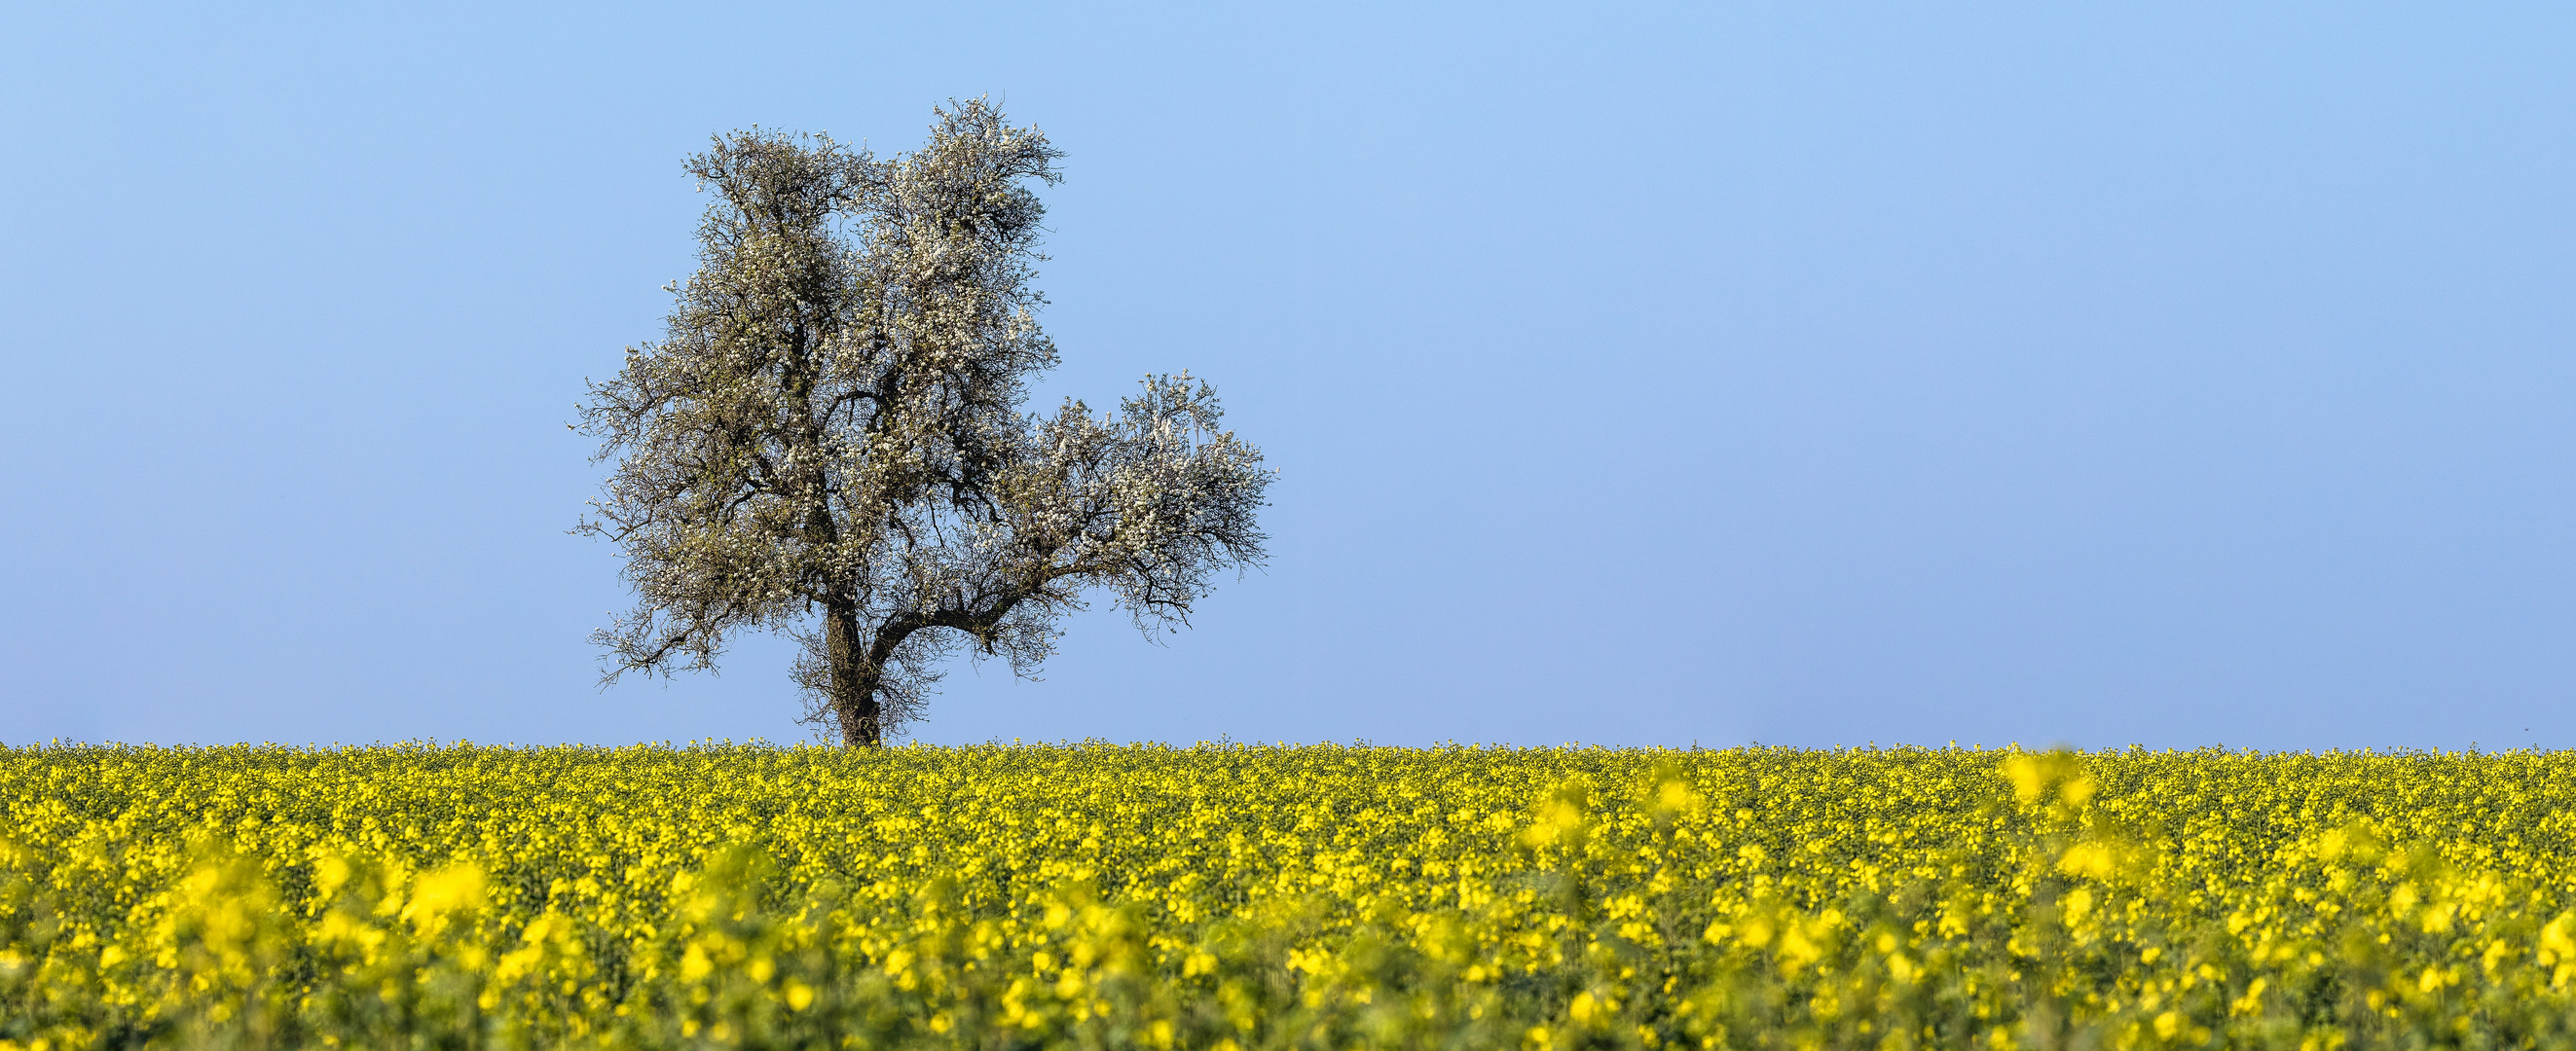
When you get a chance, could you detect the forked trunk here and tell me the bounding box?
[823,604,881,746]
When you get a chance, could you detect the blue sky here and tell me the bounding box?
[5,4,2573,749]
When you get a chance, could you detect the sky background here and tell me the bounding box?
[5,3,2574,750]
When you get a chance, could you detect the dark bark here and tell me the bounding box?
[828,592,1038,746]
[824,602,880,746]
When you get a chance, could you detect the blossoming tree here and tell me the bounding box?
[577,101,1271,745]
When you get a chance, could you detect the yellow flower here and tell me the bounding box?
[399,863,486,932]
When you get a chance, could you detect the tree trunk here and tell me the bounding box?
[824,604,881,746]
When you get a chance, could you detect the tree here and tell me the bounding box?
[576,101,1271,746]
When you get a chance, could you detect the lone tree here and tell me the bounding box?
[576,101,1271,745]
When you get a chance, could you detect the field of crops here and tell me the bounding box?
[5,743,2576,1050]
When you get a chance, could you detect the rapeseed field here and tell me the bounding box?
[4,742,2574,1049]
